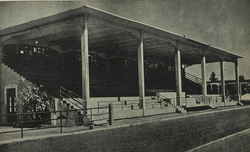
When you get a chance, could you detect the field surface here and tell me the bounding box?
[1,106,250,152]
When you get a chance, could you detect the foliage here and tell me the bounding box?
[209,72,218,82]
[239,75,245,81]
[15,82,51,124]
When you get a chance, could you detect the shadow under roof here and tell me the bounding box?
[0,5,243,65]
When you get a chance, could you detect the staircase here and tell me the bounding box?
[58,86,110,126]
[56,86,85,126]
[2,63,36,89]
[146,89,187,112]
[183,72,202,95]
[59,86,83,110]
[185,72,202,84]
[2,44,62,96]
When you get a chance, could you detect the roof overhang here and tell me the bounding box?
[0,5,243,65]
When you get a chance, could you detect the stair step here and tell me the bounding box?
[176,106,187,113]
[92,119,108,125]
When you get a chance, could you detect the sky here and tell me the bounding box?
[0,0,249,80]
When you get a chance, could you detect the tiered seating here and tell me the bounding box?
[3,44,62,96]
[3,44,204,98]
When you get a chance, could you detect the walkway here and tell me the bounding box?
[1,105,249,146]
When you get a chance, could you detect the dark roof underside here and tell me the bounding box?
[0,5,242,65]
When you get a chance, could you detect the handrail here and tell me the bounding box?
[60,94,82,109]
[182,96,222,106]
[147,89,169,100]
[59,86,83,109]
[0,105,111,138]
[60,91,82,104]
[185,72,202,84]
[60,86,82,99]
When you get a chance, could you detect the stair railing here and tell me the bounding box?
[147,89,176,107]
[185,72,202,85]
[59,86,83,109]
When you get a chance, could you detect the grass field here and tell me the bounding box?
[1,107,250,152]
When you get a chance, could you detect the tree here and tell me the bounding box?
[15,82,51,127]
[209,72,218,82]
[239,75,245,81]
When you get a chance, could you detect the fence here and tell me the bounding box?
[98,98,175,111]
[98,100,140,112]
[97,98,176,119]
[181,96,223,107]
[0,105,112,138]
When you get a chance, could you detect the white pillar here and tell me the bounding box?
[220,60,226,102]
[201,54,207,100]
[138,31,145,114]
[234,60,240,101]
[81,15,90,111]
[175,46,182,106]
[0,42,2,116]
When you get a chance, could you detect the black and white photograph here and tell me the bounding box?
[0,0,250,151]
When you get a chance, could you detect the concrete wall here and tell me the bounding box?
[0,63,36,125]
[1,64,23,124]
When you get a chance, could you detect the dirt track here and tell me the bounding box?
[1,106,250,152]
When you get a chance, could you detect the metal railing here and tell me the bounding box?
[97,97,176,112]
[98,100,140,112]
[185,72,202,85]
[146,89,176,105]
[0,105,112,138]
[59,86,83,109]
[181,96,222,107]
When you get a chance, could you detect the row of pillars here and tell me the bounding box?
[202,55,240,102]
[79,15,240,116]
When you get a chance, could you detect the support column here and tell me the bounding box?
[0,40,3,124]
[234,59,240,101]
[175,44,182,106]
[220,60,226,102]
[201,53,207,100]
[138,30,145,114]
[81,14,89,111]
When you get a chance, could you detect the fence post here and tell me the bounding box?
[186,98,187,107]
[109,103,113,125]
[98,102,99,113]
[60,111,62,133]
[21,114,23,138]
[90,108,93,125]
[122,101,123,111]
